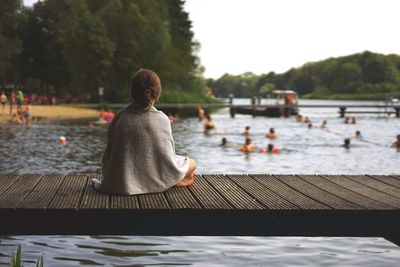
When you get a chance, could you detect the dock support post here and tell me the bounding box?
[230,107,236,118]
[251,96,256,118]
[395,107,400,118]
[339,107,346,118]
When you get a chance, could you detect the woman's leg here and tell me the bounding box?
[176,158,197,187]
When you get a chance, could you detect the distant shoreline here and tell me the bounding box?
[0,105,99,123]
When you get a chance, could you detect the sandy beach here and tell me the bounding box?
[0,105,100,123]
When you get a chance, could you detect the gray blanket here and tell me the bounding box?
[100,103,189,195]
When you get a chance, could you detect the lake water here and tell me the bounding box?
[0,99,400,266]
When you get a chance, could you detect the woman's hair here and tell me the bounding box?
[130,69,161,110]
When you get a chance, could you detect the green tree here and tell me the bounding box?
[59,0,115,99]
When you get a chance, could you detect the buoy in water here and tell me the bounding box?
[59,136,67,145]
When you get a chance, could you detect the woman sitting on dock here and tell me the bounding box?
[94,69,197,195]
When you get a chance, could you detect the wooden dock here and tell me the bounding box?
[1,173,400,245]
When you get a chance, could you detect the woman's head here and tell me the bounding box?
[130,69,161,110]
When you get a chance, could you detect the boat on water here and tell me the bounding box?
[231,90,299,118]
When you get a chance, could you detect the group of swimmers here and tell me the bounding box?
[196,106,400,153]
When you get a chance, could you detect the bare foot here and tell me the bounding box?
[176,172,196,187]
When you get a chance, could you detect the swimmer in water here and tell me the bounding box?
[296,114,303,123]
[321,120,327,129]
[344,117,350,124]
[197,106,205,121]
[220,137,228,147]
[304,117,311,123]
[391,134,400,149]
[243,126,251,136]
[259,143,280,154]
[266,127,278,139]
[240,137,254,152]
[355,130,363,140]
[204,115,215,133]
[342,138,351,149]
[308,123,313,129]
[351,117,357,124]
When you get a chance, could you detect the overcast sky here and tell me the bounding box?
[24,0,400,78]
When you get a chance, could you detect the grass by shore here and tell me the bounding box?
[0,105,100,123]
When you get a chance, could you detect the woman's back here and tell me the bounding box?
[101,104,189,195]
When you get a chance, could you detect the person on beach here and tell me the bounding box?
[342,138,351,149]
[1,92,7,114]
[22,105,32,125]
[16,89,24,107]
[321,120,327,129]
[391,134,400,149]
[93,69,197,195]
[197,106,205,121]
[266,127,278,139]
[204,115,215,133]
[240,137,255,152]
[243,126,251,136]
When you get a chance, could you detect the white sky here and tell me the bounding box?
[24,0,400,78]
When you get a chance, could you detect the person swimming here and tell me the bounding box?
[342,138,351,149]
[355,130,363,140]
[351,117,357,124]
[304,117,311,123]
[204,115,215,132]
[259,143,280,154]
[391,134,400,149]
[197,106,205,121]
[243,126,251,136]
[220,137,228,147]
[240,137,254,152]
[296,114,303,123]
[321,120,327,129]
[344,117,350,124]
[308,123,313,129]
[266,127,278,139]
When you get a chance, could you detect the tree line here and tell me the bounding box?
[0,0,205,102]
[207,51,400,100]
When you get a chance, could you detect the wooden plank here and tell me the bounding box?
[274,175,362,210]
[371,175,400,189]
[299,175,391,210]
[110,194,140,209]
[139,193,170,209]
[18,174,65,209]
[188,175,233,210]
[49,174,88,209]
[164,186,202,209]
[80,173,108,209]
[252,175,328,210]
[227,174,297,209]
[322,175,400,208]
[346,175,400,199]
[204,175,264,210]
[0,174,43,208]
[0,174,21,195]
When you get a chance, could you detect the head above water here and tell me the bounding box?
[397,134,400,141]
[344,138,351,146]
[130,69,161,110]
[245,126,250,130]
[267,143,274,151]
[269,128,275,133]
